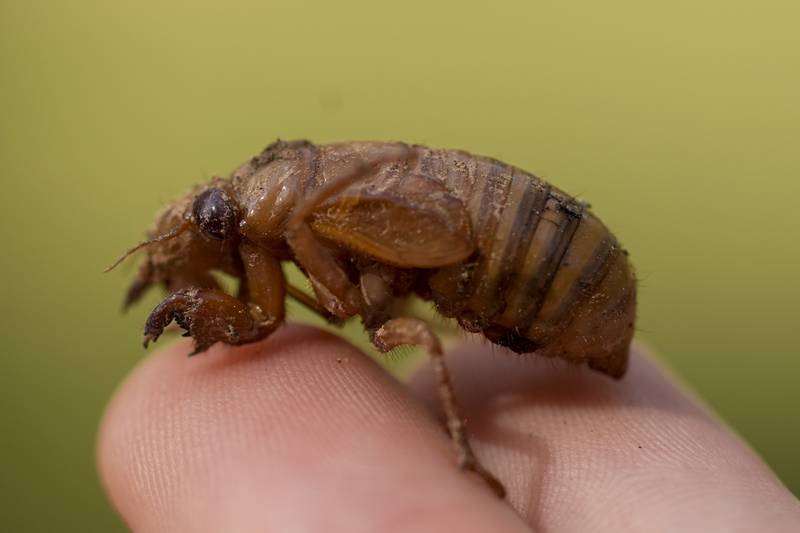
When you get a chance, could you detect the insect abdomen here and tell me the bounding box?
[422,148,636,377]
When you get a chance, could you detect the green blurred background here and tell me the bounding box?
[2,1,798,530]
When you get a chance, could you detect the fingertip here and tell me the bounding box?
[98,325,386,531]
[98,325,530,532]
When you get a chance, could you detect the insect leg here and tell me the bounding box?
[144,287,264,354]
[123,261,156,310]
[285,222,362,318]
[371,317,507,498]
[286,283,344,326]
[144,244,286,354]
[238,242,286,328]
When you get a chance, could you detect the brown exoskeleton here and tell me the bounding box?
[111,140,637,498]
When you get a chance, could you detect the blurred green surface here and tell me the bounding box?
[1,1,799,530]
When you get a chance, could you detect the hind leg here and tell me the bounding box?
[371,317,506,498]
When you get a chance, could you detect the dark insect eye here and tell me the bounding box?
[191,188,238,240]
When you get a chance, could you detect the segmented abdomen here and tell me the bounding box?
[417,147,636,376]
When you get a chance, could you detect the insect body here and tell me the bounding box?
[116,140,637,498]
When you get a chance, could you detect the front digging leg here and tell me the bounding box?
[144,287,270,354]
[144,243,287,355]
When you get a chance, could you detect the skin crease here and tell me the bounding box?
[98,325,800,533]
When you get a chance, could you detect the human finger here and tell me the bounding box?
[98,325,530,533]
[410,343,800,532]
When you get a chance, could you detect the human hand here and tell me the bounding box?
[98,325,800,532]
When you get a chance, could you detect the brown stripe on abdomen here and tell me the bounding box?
[526,213,616,344]
[490,175,551,314]
[463,168,546,320]
[493,190,583,335]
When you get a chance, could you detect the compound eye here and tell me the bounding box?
[191,188,238,240]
